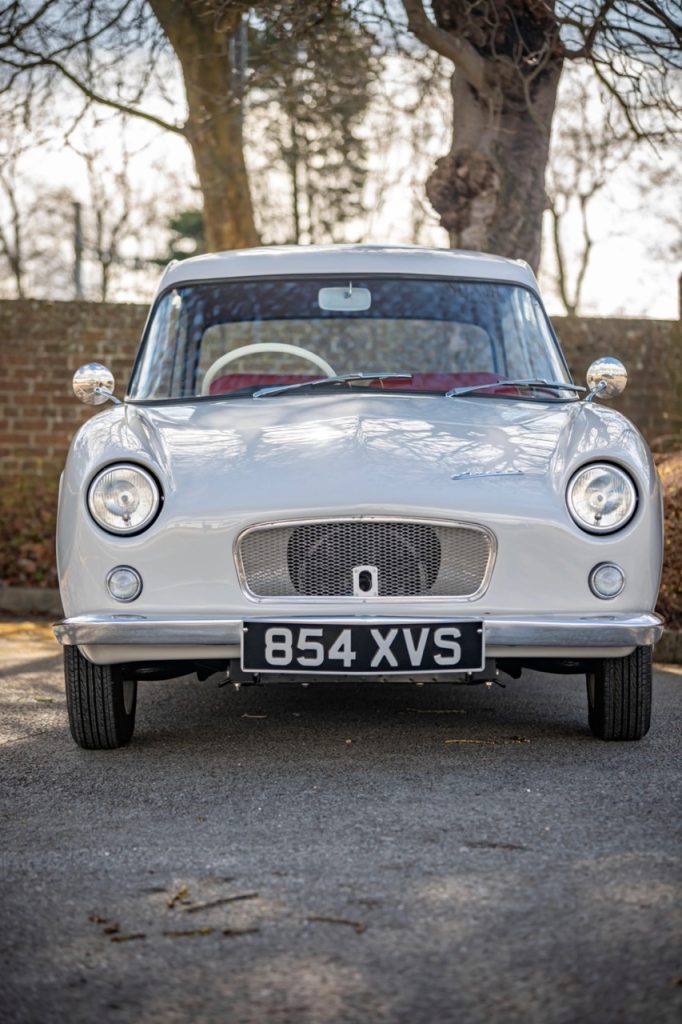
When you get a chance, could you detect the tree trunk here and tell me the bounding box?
[149,1,259,252]
[427,65,561,272]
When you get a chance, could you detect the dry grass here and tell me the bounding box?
[657,452,682,631]
[0,480,58,588]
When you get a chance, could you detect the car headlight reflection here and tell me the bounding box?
[88,464,161,534]
[567,463,636,533]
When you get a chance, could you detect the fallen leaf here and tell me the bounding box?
[445,739,494,745]
[184,892,259,913]
[463,841,528,851]
[32,696,54,703]
[88,913,108,925]
[406,707,465,714]
[102,924,120,935]
[167,884,190,908]
[163,928,214,938]
[306,915,366,935]
[110,933,146,943]
[445,736,530,746]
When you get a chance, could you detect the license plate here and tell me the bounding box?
[241,620,484,675]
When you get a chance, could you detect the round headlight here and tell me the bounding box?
[567,463,636,533]
[88,464,161,535]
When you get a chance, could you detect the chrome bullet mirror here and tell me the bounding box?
[72,363,118,406]
[585,357,627,402]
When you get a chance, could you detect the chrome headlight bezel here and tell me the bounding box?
[87,463,162,536]
[566,462,637,534]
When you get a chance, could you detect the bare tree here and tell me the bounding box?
[145,0,260,250]
[357,48,451,247]
[249,5,379,245]
[0,0,256,250]
[545,70,639,316]
[0,1,355,252]
[0,109,44,297]
[0,160,26,296]
[636,159,682,264]
[0,106,189,301]
[0,177,82,300]
[68,125,142,301]
[400,1,681,271]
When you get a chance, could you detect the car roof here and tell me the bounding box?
[158,244,538,292]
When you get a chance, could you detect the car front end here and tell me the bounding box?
[54,245,664,746]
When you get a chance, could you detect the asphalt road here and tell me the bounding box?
[1,622,680,1024]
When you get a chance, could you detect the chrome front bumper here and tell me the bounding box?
[53,613,665,649]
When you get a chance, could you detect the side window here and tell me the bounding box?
[134,292,181,399]
[168,293,193,396]
[501,290,532,376]
[503,289,565,380]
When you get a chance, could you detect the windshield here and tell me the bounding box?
[128,276,572,401]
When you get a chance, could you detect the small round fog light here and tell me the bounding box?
[106,566,142,602]
[589,563,624,599]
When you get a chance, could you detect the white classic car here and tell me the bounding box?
[54,245,664,748]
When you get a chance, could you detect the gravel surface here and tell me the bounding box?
[1,622,681,1024]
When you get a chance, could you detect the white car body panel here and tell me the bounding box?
[55,245,664,668]
[157,244,538,292]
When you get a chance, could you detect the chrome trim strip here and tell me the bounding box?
[54,616,243,646]
[233,515,498,603]
[484,614,664,646]
[54,613,665,648]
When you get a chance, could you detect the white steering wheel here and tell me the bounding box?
[201,343,336,395]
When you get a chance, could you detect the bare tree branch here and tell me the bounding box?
[4,45,184,135]
[401,0,493,96]
[562,0,618,59]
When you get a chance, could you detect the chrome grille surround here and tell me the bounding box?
[235,517,496,601]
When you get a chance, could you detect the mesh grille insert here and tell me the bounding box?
[238,519,493,599]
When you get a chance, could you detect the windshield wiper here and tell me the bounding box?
[445,378,585,398]
[253,372,413,399]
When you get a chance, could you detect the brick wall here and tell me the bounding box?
[0,298,679,589]
[0,299,147,482]
[554,317,682,447]
[0,299,680,488]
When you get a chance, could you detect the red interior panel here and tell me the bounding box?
[208,371,503,396]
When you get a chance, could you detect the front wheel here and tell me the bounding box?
[64,646,137,749]
[586,646,652,741]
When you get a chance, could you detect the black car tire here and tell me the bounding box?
[64,645,137,749]
[586,645,652,741]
